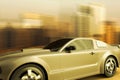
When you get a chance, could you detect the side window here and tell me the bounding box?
[74,40,86,51]
[81,40,94,49]
[96,40,108,48]
[64,40,86,52]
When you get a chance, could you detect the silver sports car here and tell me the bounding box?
[0,38,120,80]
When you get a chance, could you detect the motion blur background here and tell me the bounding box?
[0,0,120,51]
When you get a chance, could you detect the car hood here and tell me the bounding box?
[0,48,53,61]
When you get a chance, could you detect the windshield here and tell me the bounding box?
[44,38,72,51]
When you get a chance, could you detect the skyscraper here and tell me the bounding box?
[104,21,116,44]
[76,3,106,37]
[76,5,93,37]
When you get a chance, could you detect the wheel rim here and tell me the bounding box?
[21,68,43,80]
[105,58,116,74]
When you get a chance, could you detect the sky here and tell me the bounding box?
[0,0,120,24]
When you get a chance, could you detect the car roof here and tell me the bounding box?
[62,37,94,41]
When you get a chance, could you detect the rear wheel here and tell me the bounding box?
[10,64,47,80]
[104,57,117,77]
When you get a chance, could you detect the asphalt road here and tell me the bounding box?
[78,68,120,80]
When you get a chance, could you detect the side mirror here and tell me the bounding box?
[65,46,76,53]
[117,45,120,48]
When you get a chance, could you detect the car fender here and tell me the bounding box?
[8,56,50,80]
[99,51,118,74]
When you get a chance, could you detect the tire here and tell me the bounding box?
[10,64,47,80]
[104,57,117,77]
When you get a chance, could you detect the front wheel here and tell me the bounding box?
[104,57,117,77]
[10,64,47,80]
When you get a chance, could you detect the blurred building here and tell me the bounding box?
[76,5,93,37]
[104,21,116,44]
[115,25,120,44]
[90,3,106,35]
[115,32,120,44]
[21,12,74,41]
[0,21,7,28]
[76,3,106,38]
[21,13,42,28]
[0,20,22,29]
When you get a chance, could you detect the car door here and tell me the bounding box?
[60,39,99,79]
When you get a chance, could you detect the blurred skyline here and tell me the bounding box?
[0,0,120,50]
[0,0,120,24]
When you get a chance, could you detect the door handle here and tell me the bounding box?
[90,52,95,55]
